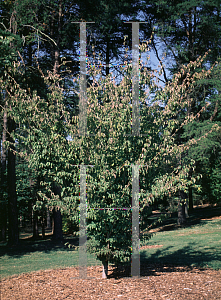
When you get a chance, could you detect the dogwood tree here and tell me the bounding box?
[67,52,220,277]
[1,48,219,278]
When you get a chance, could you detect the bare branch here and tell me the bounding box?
[22,25,57,46]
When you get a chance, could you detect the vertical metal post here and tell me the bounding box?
[131,164,140,277]
[132,22,140,136]
[79,165,87,278]
[79,23,87,136]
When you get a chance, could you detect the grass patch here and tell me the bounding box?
[141,217,221,270]
[0,237,101,279]
[1,206,220,279]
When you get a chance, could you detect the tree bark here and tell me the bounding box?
[0,107,7,241]
[19,215,23,228]
[52,208,63,241]
[46,207,52,229]
[177,190,187,226]
[178,201,186,226]
[188,167,193,213]
[33,212,39,239]
[188,185,193,212]
[41,222,45,239]
[53,49,60,75]
[106,38,110,76]
[51,0,62,75]
[7,116,19,246]
[185,202,189,218]
[41,211,46,239]
[102,259,108,279]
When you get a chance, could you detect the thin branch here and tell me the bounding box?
[22,25,57,46]
[210,99,219,121]
[162,37,181,69]
[17,50,25,66]
[152,38,168,83]
[0,22,7,31]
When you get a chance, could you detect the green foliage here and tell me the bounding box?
[0,30,17,71]
[1,0,221,274]
[16,157,36,224]
[1,29,220,265]
[180,57,221,205]
[62,213,79,235]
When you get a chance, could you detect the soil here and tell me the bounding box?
[1,264,221,299]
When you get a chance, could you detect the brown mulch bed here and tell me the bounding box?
[1,265,221,299]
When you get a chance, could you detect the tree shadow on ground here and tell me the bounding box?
[108,242,221,279]
[1,205,220,275]
[148,205,221,233]
[0,234,79,258]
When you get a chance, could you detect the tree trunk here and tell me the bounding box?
[53,49,60,75]
[189,186,193,212]
[33,212,39,239]
[42,220,45,239]
[29,200,33,226]
[102,259,108,279]
[106,38,110,76]
[7,116,19,246]
[0,107,7,241]
[0,204,7,241]
[188,167,193,213]
[52,208,63,241]
[41,211,46,239]
[19,215,23,228]
[178,201,186,226]
[51,0,62,75]
[185,202,189,218]
[178,191,187,226]
[46,207,52,229]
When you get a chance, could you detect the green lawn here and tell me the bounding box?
[1,212,220,279]
[0,237,101,279]
[141,217,221,270]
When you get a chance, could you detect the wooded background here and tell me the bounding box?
[0,0,220,270]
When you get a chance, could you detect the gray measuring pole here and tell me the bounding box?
[79,165,87,278]
[131,164,140,277]
[132,22,140,136]
[79,22,87,136]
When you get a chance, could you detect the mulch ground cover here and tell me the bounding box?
[1,264,221,299]
[1,206,220,299]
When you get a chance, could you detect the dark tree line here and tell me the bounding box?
[0,0,220,245]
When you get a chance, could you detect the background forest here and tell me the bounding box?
[0,0,221,276]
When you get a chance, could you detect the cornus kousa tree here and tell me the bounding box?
[1,47,220,278]
[68,51,220,277]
